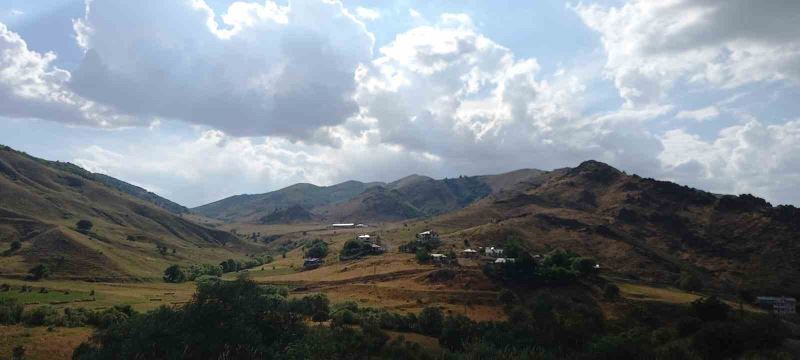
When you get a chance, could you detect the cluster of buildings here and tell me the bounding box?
[357,234,385,253]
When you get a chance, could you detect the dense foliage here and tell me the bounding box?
[305,239,329,259]
[63,276,793,360]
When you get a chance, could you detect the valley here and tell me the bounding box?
[1,145,798,359]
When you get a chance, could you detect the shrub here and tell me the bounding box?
[689,296,730,322]
[163,265,187,283]
[22,306,62,326]
[306,239,328,259]
[603,283,620,300]
[29,264,51,280]
[415,249,431,263]
[675,316,703,337]
[76,219,93,233]
[571,257,598,276]
[498,289,515,306]
[418,307,444,336]
[679,272,703,291]
[0,298,23,324]
[9,240,21,252]
[439,314,475,351]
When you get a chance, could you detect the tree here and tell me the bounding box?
[76,219,93,233]
[679,272,703,291]
[415,249,431,263]
[306,240,328,259]
[603,283,620,301]
[29,264,50,280]
[9,240,21,252]
[418,306,444,336]
[689,296,730,322]
[498,289,516,306]
[163,265,186,283]
[571,257,598,276]
[439,315,475,351]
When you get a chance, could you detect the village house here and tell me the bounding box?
[755,296,796,315]
[461,249,479,258]
[430,253,448,263]
[303,258,322,269]
[357,234,374,243]
[485,247,504,257]
[494,257,515,264]
[331,223,356,229]
[370,243,385,254]
[416,230,438,242]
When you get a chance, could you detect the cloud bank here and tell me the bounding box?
[1,0,799,206]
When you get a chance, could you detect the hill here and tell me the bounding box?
[192,181,384,222]
[0,146,258,280]
[421,160,800,296]
[194,169,547,223]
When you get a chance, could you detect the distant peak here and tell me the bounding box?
[568,160,622,183]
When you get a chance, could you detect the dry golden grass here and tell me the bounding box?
[0,325,91,360]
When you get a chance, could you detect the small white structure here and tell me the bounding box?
[494,258,516,264]
[356,223,369,228]
[485,247,504,257]
[370,243,385,253]
[756,296,796,315]
[462,249,479,258]
[430,253,447,262]
[357,234,373,242]
[332,223,356,229]
[416,230,438,242]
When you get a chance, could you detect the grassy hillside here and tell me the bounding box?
[417,160,800,297]
[0,146,261,280]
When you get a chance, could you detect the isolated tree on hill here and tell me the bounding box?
[76,220,93,233]
[9,240,21,252]
[163,265,186,283]
[29,264,50,280]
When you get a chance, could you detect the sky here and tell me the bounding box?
[0,0,799,207]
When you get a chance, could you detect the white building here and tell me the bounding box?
[494,258,515,264]
[332,223,356,229]
[485,247,504,257]
[756,296,796,315]
[357,234,373,243]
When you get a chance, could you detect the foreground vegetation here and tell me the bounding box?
[27,276,785,359]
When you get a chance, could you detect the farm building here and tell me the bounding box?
[755,296,796,315]
[303,258,322,269]
[416,230,439,242]
[462,249,479,258]
[370,243,385,254]
[485,247,504,257]
[357,234,374,243]
[332,223,356,229]
[494,258,515,264]
[430,253,448,263]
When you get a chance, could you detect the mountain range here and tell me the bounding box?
[1,144,798,297]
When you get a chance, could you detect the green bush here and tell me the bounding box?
[22,306,62,326]
[603,283,620,300]
[0,298,23,324]
[29,264,51,280]
[76,219,93,233]
[418,307,443,336]
[163,265,187,283]
[306,239,328,259]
